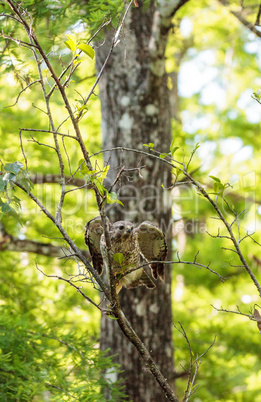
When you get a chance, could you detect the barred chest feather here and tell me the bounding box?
[100,232,142,287]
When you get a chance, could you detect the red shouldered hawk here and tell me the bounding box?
[85,217,167,293]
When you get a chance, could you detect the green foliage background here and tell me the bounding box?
[0,0,261,400]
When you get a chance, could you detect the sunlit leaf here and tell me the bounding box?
[106,191,124,206]
[4,161,23,175]
[209,176,221,183]
[78,43,95,59]
[113,253,125,264]
[64,39,76,52]
[107,315,119,320]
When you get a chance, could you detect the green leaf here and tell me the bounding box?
[143,143,154,148]
[66,34,76,43]
[77,43,95,59]
[11,195,21,209]
[159,153,171,159]
[209,176,221,183]
[106,191,124,206]
[64,39,76,52]
[171,146,179,155]
[0,177,6,191]
[9,208,23,225]
[100,165,110,182]
[170,139,179,156]
[20,178,33,194]
[92,178,105,195]
[107,315,119,320]
[113,253,125,265]
[1,203,11,213]
[171,166,181,177]
[4,161,23,175]
[3,172,16,182]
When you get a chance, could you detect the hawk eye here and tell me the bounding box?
[119,225,125,230]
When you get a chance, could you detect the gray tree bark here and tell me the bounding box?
[96,2,188,400]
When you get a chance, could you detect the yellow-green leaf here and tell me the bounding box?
[143,143,154,148]
[64,39,76,52]
[107,315,119,320]
[78,43,95,59]
[113,253,125,264]
[106,191,124,206]
[66,34,76,43]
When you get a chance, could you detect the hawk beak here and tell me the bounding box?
[126,226,132,233]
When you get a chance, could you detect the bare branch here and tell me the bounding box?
[19,130,28,173]
[0,230,90,260]
[121,255,225,282]
[5,80,41,108]
[211,305,255,321]
[35,263,103,311]
[94,146,261,297]
[218,0,261,37]
[221,247,239,254]
[12,179,110,298]
[173,321,215,402]
[77,0,135,119]
[28,136,56,151]
[206,228,232,241]
[229,209,246,229]
[29,173,85,187]
[47,18,111,99]
[0,31,39,48]
[238,231,261,247]
[20,128,78,141]
[255,4,261,25]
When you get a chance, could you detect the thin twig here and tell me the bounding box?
[5,80,41,108]
[91,145,261,297]
[77,0,134,119]
[20,128,78,141]
[47,19,111,99]
[121,257,225,282]
[19,130,28,173]
[255,4,261,25]
[218,0,261,38]
[35,263,103,311]
[211,305,255,321]
[62,136,72,176]
[28,136,56,151]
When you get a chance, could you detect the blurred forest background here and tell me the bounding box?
[0,0,261,401]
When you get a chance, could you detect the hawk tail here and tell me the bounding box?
[151,262,165,282]
[138,270,156,289]
[126,270,155,290]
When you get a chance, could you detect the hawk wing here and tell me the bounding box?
[85,216,110,275]
[135,221,167,281]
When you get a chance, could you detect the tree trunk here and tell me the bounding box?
[96,2,185,400]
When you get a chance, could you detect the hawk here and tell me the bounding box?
[85,217,167,293]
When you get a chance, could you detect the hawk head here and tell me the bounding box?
[110,221,134,241]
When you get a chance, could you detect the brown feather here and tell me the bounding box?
[136,221,167,282]
[85,217,110,275]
